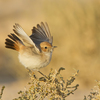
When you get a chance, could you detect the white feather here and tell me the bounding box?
[13,23,39,52]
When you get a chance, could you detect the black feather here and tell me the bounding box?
[5,38,15,50]
[5,33,24,51]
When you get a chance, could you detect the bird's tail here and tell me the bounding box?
[5,33,24,51]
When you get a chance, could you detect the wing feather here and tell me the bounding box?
[13,23,39,52]
[30,22,53,45]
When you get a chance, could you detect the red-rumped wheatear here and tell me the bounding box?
[5,22,56,76]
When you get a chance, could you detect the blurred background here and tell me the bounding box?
[0,0,100,99]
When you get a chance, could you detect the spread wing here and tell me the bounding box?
[30,22,53,46]
[13,23,40,52]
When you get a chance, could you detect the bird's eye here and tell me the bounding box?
[45,47,47,49]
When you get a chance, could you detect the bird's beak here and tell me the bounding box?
[50,46,57,52]
[53,46,57,48]
[52,46,57,49]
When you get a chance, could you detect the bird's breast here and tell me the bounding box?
[18,49,52,70]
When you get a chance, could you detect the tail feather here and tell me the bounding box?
[5,39,16,50]
[5,33,24,51]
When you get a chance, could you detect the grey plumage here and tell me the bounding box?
[30,22,53,46]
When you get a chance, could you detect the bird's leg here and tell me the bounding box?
[38,71,48,79]
[26,68,37,79]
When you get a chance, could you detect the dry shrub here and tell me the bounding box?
[0,68,79,100]
[84,81,100,100]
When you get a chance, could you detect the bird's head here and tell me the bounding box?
[40,42,57,53]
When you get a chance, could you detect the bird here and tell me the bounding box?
[5,22,56,76]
